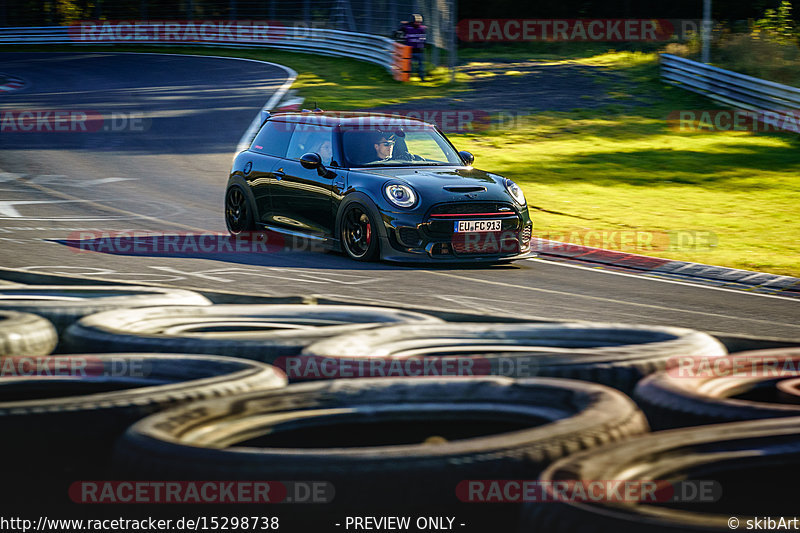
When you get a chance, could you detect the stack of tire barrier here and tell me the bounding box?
[634,348,800,428]
[0,285,212,351]
[0,310,58,356]
[62,304,446,360]
[292,322,727,392]
[0,286,280,508]
[518,348,800,532]
[520,417,800,532]
[115,376,648,528]
[0,281,798,531]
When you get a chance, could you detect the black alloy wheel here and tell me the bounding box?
[225,186,254,235]
[341,203,378,261]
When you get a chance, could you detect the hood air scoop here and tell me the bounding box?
[443,186,486,193]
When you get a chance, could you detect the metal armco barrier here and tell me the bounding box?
[0,22,404,76]
[660,53,800,125]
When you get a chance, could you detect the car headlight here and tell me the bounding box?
[504,179,526,206]
[384,184,417,208]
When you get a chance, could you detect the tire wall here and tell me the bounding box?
[1,268,798,530]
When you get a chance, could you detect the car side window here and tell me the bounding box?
[286,125,334,167]
[251,121,295,157]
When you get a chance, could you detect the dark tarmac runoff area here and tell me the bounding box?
[0,52,797,339]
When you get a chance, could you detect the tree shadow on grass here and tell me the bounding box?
[501,142,800,189]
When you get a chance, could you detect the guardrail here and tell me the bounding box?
[0,23,400,74]
[660,53,800,118]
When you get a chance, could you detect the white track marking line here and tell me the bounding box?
[9,52,796,310]
[63,51,298,155]
[235,64,298,154]
[28,175,137,187]
[77,177,136,187]
[0,200,90,218]
[148,266,378,285]
[526,258,799,302]
[135,53,299,155]
[421,269,799,328]
[435,294,534,315]
[2,52,295,230]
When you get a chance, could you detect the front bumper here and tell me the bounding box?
[380,201,533,263]
[380,237,534,263]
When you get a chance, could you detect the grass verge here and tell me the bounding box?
[451,52,800,277]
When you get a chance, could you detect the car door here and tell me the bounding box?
[268,124,338,236]
[246,120,295,223]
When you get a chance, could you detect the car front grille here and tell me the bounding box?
[429,202,515,216]
[425,202,520,237]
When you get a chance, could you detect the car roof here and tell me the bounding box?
[268,111,434,128]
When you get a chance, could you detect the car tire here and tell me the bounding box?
[113,377,648,506]
[299,322,728,392]
[0,285,211,335]
[0,353,286,503]
[634,348,800,430]
[63,304,443,362]
[777,377,800,401]
[225,183,256,235]
[0,310,58,356]
[339,199,380,261]
[519,417,800,533]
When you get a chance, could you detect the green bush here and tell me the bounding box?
[752,0,798,45]
[715,32,800,86]
[704,1,800,86]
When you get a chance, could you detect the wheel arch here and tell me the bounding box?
[334,191,389,250]
[224,175,259,233]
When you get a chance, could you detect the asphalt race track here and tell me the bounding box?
[0,52,797,339]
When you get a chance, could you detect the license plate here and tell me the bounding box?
[454,220,502,232]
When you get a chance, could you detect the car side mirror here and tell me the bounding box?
[459,151,474,166]
[300,152,322,170]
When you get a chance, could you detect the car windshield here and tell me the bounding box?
[341,126,463,167]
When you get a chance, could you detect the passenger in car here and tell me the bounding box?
[316,139,333,166]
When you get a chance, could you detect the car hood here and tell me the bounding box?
[349,165,527,214]
[357,166,509,194]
